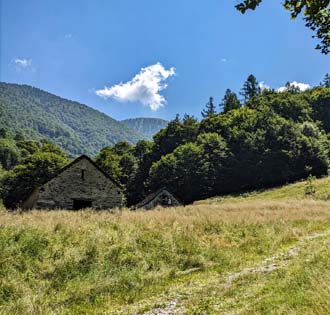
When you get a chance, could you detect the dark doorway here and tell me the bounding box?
[73,199,92,210]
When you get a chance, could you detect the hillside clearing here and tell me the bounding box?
[196,176,330,204]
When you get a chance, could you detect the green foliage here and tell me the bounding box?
[121,118,168,140]
[235,0,330,54]
[240,74,261,103]
[221,89,241,113]
[0,128,7,139]
[95,141,138,188]
[149,133,231,202]
[125,115,199,205]
[1,143,68,208]
[0,82,145,156]
[322,73,330,88]
[201,97,217,118]
[0,139,20,170]
[121,85,330,205]
[202,106,328,192]
[246,89,313,122]
[304,174,317,196]
[2,82,330,208]
[310,87,330,132]
[153,114,199,158]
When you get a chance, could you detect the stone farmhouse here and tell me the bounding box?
[135,188,182,210]
[22,155,123,210]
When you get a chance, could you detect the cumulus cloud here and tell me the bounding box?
[96,63,176,111]
[259,81,270,91]
[278,81,311,93]
[221,58,227,62]
[14,58,32,69]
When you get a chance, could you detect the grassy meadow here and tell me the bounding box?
[1,178,330,314]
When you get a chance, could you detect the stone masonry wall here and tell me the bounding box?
[35,158,123,209]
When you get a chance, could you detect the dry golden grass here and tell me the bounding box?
[1,198,330,229]
[1,196,330,314]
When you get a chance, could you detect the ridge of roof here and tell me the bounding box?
[44,154,123,190]
[135,187,180,208]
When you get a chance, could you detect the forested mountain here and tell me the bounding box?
[0,82,144,156]
[2,77,330,209]
[121,118,168,139]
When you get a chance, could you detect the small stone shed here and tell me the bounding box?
[22,155,123,210]
[135,188,182,210]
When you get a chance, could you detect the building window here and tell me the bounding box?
[81,169,85,181]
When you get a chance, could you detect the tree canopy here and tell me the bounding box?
[0,138,68,208]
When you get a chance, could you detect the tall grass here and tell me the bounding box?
[1,199,330,314]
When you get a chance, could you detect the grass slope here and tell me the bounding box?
[197,176,330,204]
[1,177,330,314]
[0,82,144,156]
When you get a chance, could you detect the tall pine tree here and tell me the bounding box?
[240,74,261,103]
[220,89,241,113]
[201,97,216,118]
[321,74,330,88]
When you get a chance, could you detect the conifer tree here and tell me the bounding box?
[284,82,300,94]
[201,97,216,118]
[221,89,241,113]
[321,73,330,88]
[240,74,261,103]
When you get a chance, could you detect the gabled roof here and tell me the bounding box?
[45,155,122,190]
[135,187,181,208]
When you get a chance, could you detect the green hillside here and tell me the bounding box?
[121,117,168,139]
[197,176,330,204]
[0,82,144,156]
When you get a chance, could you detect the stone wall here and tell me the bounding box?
[31,157,123,210]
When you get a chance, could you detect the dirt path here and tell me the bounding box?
[141,231,329,315]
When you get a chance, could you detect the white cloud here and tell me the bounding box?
[64,33,73,39]
[221,58,227,62]
[278,81,311,93]
[96,63,176,111]
[259,81,270,91]
[14,58,32,69]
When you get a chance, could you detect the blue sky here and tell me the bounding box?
[1,0,329,121]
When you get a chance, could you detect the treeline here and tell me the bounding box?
[95,74,330,205]
[0,131,68,208]
[1,74,330,208]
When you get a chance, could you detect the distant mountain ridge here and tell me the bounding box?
[0,82,147,156]
[121,118,168,139]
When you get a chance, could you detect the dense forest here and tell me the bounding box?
[121,118,169,140]
[1,74,330,208]
[0,83,145,156]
